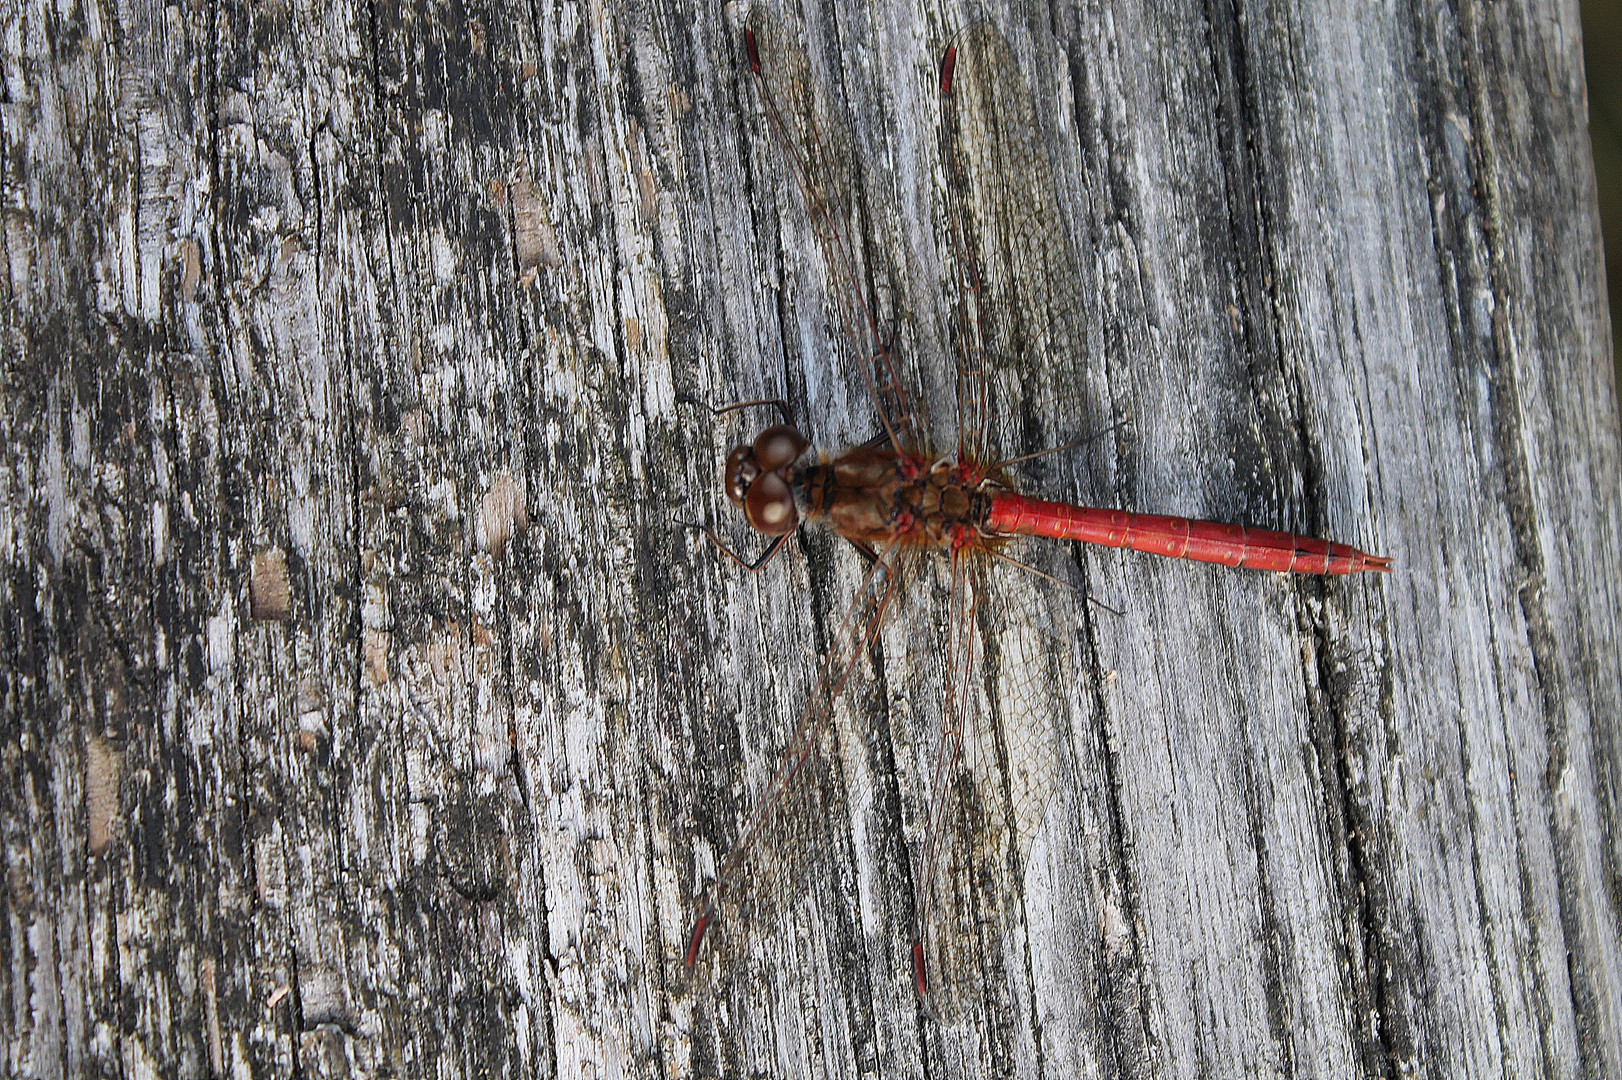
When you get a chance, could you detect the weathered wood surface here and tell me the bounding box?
[2,0,1618,1074]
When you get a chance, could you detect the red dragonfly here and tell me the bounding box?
[685,14,1390,1002]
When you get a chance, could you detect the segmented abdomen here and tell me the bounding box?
[984,493,1391,575]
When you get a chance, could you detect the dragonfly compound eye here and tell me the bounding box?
[744,471,798,535]
[724,444,760,506]
[752,425,809,471]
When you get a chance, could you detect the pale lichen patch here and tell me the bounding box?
[207,601,236,674]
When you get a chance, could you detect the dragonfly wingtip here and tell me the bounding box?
[684,913,711,968]
[744,27,761,74]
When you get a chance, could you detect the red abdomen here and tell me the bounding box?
[984,493,1390,575]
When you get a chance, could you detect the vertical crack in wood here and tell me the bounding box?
[1199,0,1412,1070]
[1074,573,1158,1078]
[1455,0,1618,1072]
[1304,597,1404,1078]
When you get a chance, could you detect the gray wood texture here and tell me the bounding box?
[2,0,1618,1075]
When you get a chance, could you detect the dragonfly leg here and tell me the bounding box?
[981,545,1085,597]
[1085,592,1126,618]
[672,515,791,572]
[847,539,882,565]
[677,394,796,427]
[987,418,1132,472]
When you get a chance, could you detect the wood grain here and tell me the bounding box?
[2,0,1617,1076]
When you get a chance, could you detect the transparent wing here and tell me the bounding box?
[910,542,1078,1018]
[939,40,991,468]
[939,26,1083,889]
[975,545,1071,871]
[937,26,1087,470]
[910,544,979,1001]
[744,7,922,455]
[687,538,907,967]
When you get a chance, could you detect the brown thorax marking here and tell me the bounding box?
[803,447,986,548]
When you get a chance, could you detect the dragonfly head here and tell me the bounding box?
[724,424,810,536]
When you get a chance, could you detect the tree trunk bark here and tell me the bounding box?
[3,0,1617,1076]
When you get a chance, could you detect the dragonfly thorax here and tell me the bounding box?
[804,447,991,551]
